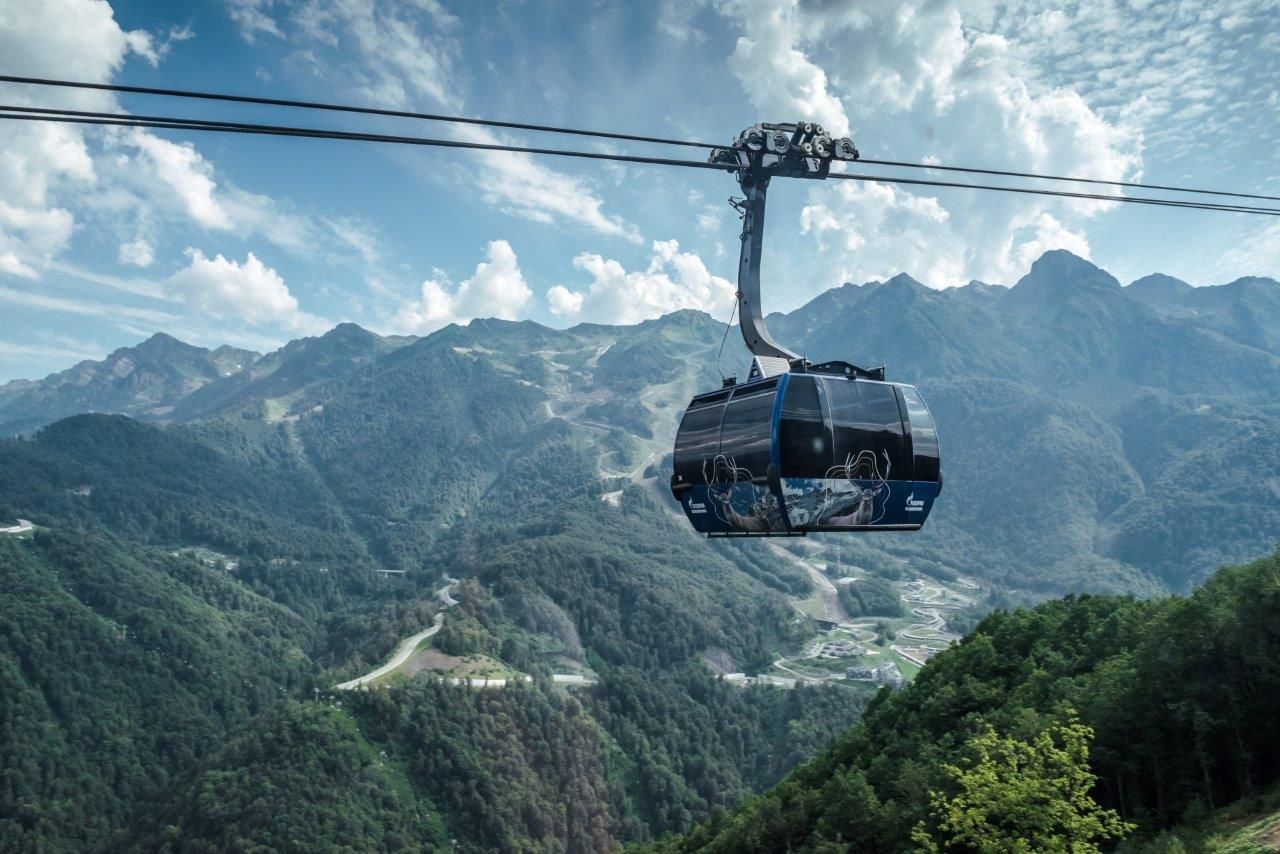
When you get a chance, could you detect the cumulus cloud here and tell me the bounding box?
[117,237,155,268]
[168,248,324,332]
[127,130,231,229]
[0,0,137,279]
[0,203,76,279]
[721,0,850,137]
[391,239,532,334]
[717,0,1143,287]
[0,0,323,284]
[547,240,736,325]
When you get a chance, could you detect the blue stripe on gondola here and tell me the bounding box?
[769,372,788,473]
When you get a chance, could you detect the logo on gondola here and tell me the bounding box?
[688,500,707,514]
[905,493,924,512]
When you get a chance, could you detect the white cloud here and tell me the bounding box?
[0,252,36,279]
[0,0,345,290]
[659,0,707,43]
[547,240,735,325]
[0,338,107,363]
[0,283,178,327]
[696,204,724,234]
[454,126,642,243]
[717,0,1143,287]
[720,0,850,137]
[0,0,141,279]
[0,202,76,278]
[1212,221,1280,282]
[225,0,283,42]
[117,238,155,268]
[390,239,532,334]
[964,0,1278,163]
[288,0,639,242]
[51,260,169,299]
[93,130,323,255]
[168,248,324,332]
[127,130,231,229]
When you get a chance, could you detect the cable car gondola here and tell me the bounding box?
[670,122,942,536]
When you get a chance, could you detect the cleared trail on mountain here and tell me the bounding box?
[767,541,849,624]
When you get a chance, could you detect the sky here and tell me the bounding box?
[0,0,1277,381]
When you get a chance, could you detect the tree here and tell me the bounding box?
[915,714,1134,853]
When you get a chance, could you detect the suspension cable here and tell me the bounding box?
[2,105,1278,216]
[0,73,721,150]
[826,170,1280,215]
[0,106,737,173]
[716,300,739,382]
[856,157,1280,204]
[3,73,1277,203]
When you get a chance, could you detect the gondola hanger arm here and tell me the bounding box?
[711,123,859,373]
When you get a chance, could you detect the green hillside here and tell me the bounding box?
[645,550,1280,852]
[125,702,445,852]
[0,530,314,851]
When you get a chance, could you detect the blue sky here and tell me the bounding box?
[0,0,1277,381]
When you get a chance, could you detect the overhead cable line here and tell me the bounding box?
[856,157,1280,204]
[0,105,736,172]
[0,73,720,151]
[3,73,1278,204]
[825,170,1280,215]
[2,105,1277,216]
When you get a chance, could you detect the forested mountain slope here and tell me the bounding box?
[648,550,1280,853]
[0,323,860,848]
[769,251,1280,594]
[0,530,315,851]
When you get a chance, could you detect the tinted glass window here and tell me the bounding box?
[718,388,776,480]
[824,379,906,480]
[900,385,939,482]
[673,403,724,485]
[779,375,830,478]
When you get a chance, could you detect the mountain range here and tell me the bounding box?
[1,249,1278,850]
[7,249,1276,594]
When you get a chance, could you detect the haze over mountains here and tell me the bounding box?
[2,249,1279,850]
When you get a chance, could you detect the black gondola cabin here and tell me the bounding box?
[670,369,941,536]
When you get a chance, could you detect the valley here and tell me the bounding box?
[760,543,976,687]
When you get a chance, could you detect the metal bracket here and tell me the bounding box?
[714,122,860,365]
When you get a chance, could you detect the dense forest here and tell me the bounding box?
[0,530,314,850]
[648,550,1280,852]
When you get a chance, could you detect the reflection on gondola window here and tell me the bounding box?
[825,379,906,478]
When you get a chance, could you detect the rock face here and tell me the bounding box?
[0,333,260,435]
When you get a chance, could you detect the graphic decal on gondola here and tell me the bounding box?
[703,454,787,533]
[821,450,891,526]
[783,449,893,528]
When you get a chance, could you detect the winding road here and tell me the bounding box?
[336,580,457,690]
[335,579,599,691]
